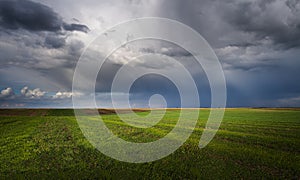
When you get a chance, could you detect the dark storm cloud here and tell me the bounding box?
[157,0,300,50]
[0,0,61,31]
[0,0,89,33]
[222,0,300,49]
[154,0,300,107]
[1,0,300,108]
[0,0,89,92]
[63,23,89,33]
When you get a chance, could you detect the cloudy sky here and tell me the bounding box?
[0,0,300,108]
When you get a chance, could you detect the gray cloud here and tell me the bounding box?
[44,35,66,49]
[0,0,89,33]
[1,0,300,108]
[277,96,300,107]
[140,46,192,57]
[0,0,88,90]
[222,0,300,49]
[63,23,89,33]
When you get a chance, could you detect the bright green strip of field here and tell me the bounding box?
[0,108,299,179]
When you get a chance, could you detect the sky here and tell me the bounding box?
[0,0,300,108]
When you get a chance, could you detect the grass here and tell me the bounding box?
[0,108,299,179]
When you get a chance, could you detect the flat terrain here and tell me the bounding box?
[0,108,299,179]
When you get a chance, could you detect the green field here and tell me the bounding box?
[0,108,299,179]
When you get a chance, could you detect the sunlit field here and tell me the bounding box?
[0,108,299,179]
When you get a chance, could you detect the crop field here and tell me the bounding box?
[0,108,299,179]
